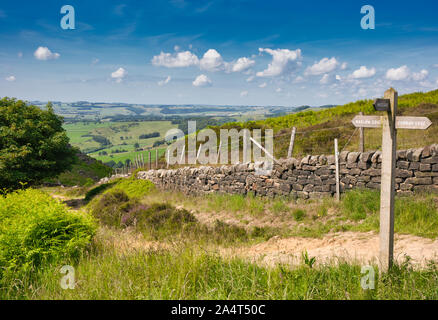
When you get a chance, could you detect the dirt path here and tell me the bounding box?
[222,231,438,268]
[51,194,86,210]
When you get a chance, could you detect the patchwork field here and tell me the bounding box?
[64,121,176,166]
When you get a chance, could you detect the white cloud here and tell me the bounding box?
[111,67,127,83]
[320,74,330,84]
[246,75,255,82]
[335,75,342,81]
[351,66,376,79]
[91,58,100,65]
[293,76,305,83]
[192,74,212,87]
[158,75,171,86]
[174,45,180,52]
[305,57,339,75]
[258,82,267,88]
[256,48,301,77]
[275,88,282,93]
[34,46,60,60]
[419,80,435,88]
[17,52,23,58]
[200,49,224,72]
[357,88,367,97]
[412,69,429,81]
[240,90,248,97]
[5,75,16,82]
[228,57,255,73]
[341,62,348,70]
[385,65,410,81]
[152,50,199,68]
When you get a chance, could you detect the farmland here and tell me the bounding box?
[64,120,176,166]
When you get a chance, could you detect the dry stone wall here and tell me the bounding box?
[137,144,438,199]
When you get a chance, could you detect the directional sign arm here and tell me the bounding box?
[395,117,432,130]
[352,115,432,130]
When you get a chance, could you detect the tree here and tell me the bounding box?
[0,98,77,189]
[134,142,140,149]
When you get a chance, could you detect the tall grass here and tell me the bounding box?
[4,241,438,300]
[343,189,438,238]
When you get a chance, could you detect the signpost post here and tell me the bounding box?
[359,112,364,152]
[351,88,432,271]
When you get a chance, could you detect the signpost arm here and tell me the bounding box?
[379,88,398,272]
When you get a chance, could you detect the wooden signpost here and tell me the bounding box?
[351,88,432,271]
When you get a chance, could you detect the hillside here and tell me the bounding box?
[212,89,438,158]
[43,151,112,187]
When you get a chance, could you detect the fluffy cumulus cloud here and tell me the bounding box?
[5,75,16,82]
[152,51,199,68]
[256,48,301,77]
[111,67,127,83]
[200,49,224,72]
[305,57,339,76]
[158,75,171,86]
[351,66,376,79]
[228,57,255,73]
[412,69,429,81]
[34,46,60,60]
[385,65,410,81]
[192,74,212,87]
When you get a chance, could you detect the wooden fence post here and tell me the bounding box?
[287,127,296,158]
[334,138,340,202]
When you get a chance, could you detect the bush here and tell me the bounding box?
[293,209,306,221]
[90,191,250,243]
[107,177,155,198]
[0,98,77,189]
[0,189,96,278]
[89,190,137,227]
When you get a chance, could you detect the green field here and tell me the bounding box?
[64,121,176,165]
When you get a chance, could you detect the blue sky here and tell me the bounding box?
[1,0,438,106]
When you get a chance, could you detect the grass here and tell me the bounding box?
[136,187,438,239]
[3,183,438,300]
[43,153,112,187]
[3,230,438,300]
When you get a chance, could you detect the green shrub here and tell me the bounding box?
[107,177,155,198]
[0,189,96,278]
[89,190,137,227]
[293,209,306,221]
